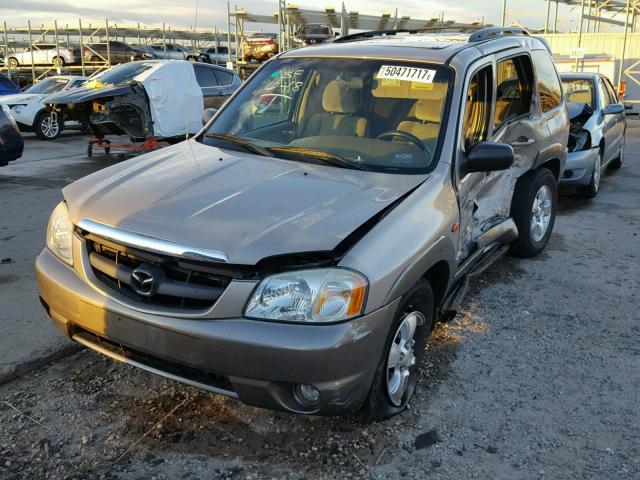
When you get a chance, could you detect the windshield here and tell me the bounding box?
[24,77,70,94]
[562,79,594,109]
[94,62,156,85]
[203,57,452,173]
[299,25,331,35]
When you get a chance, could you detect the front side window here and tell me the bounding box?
[194,65,218,87]
[494,55,533,130]
[562,78,594,109]
[202,57,452,173]
[603,77,619,104]
[531,49,562,112]
[463,66,493,151]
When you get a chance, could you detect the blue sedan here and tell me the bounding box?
[0,104,24,166]
[0,75,20,96]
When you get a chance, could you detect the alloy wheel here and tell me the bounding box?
[40,115,60,138]
[530,185,552,242]
[386,311,424,406]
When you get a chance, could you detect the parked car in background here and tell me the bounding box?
[0,104,23,166]
[198,46,236,65]
[46,60,241,144]
[146,43,200,61]
[293,24,334,46]
[560,72,626,197]
[5,44,78,69]
[83,41,153,64]
[0,75,20,95]
[0,75,88,140]
[242,33,278,62]
[37,27,568,421]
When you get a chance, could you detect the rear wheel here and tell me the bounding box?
[90,56,101,63]
[34,111,61,140]
[510,168,557,258]
[582,150,602,198]
[7,57,18,69]
[52,56,65,68]
[358,280,435,422]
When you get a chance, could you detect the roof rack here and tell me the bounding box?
[333,29,411,43]
[468,27,529,43]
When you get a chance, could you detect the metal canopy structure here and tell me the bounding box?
[229,2,487,62]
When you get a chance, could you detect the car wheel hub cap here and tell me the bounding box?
[386,311,424,407]
[530,185,552,242]
[42,116,59,138]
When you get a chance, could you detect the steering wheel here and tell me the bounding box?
[376,130,432,158]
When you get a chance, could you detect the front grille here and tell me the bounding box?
[72,326,235,394]
[84,234,231,310]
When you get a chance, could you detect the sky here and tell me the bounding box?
[0,0,618,33]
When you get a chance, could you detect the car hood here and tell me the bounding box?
[0,93,45,104]
[63,140,428,265]
[46,84,133,105]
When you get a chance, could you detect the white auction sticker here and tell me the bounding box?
[377,65,437,84]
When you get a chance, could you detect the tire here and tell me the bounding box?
[582,150,602,198]
[608,134,625,169]
[7,57,18,69]
[34,111,62,140]
[90,56,101,63]
[509,167,557,258]
[358,280,435,422]
[87,143,93,158]
[52,56,65,68]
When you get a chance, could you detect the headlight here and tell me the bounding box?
[46,202,74,266]
[570,129,591,152]
[245,268,368,323]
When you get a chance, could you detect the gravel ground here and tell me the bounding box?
[1,123,639,480]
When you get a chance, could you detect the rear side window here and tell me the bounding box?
[531,50,562,112]
[494,55,533,130]
[194,65,218,87]
[214,69,234,86]
[463,66,493,151]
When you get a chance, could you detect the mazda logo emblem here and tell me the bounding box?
[130,264,162,297]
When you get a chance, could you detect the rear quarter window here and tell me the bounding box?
[532,50,562,112]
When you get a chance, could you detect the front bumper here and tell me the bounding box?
[559,148,599,187]
[36,247,398,415]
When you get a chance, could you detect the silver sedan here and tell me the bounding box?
[560,72,626,198]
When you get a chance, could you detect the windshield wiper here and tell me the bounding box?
[205,133,273,157]
[267,146,366,171]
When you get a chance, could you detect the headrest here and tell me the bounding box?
[372,79,447,101]
[410,98,444,123]
[568,90,591,104]
[322,80,361,114]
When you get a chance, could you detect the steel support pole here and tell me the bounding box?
[79,19,85,76]
[105,19,111,67]
[587,1,592,32]
[54,20,60,73]
[162,22,166,55]
[545,0,551,33]
[618,0,632,90]
[576,0,586,71]
[226,1,232,65]
[3,22,10,80]
[28,21,35,84]
[502,0,507,26]
[553,0,559,33]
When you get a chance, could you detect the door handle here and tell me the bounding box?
[510,138,535,147]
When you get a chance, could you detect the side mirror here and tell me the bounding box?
[201,108,217,126]
[463,141,514,175]
[603,103,625,115]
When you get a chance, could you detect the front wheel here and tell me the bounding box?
[358,280,435,422]
[582,150,602,198]
[510,168,557,258]
[34,111,62,140]
[7,57,18,69]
